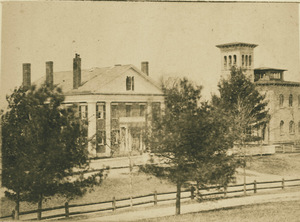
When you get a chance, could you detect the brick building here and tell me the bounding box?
[26,54,164,157]
[217,42,300,144]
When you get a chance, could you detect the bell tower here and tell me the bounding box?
[216,42,258,81]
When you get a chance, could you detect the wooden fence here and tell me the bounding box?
[275,144,300,153]
[1,178,300,220]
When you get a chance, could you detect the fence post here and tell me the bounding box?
[112,197,116,211]
[282,178,285,189]
[154,191,158,205]
[223,186,227,197]
[191,186,195,200]
[254,180,257,193]
[65,202,69,218]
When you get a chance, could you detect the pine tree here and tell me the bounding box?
[143,78,238,215]
[2,84,106,220]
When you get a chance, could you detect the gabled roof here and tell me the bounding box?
[34,64,162,95]
[216,42,258,48]
[254,67,287,72]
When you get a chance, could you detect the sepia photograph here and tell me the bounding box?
[0,1,300,221]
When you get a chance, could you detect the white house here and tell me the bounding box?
[26,54,164,157]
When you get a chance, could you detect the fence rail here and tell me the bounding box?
[275,144,300,153]
[1,178,300,220]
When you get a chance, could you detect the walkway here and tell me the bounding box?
[78,189,300,221]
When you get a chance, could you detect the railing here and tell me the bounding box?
[275,144,300,153]
[1,178,300,220]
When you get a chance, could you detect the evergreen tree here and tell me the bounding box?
[143,78,238,215]
[2,84,106,220]
[213,67,270,145]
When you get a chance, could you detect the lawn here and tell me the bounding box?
[1,153,300,218]
[246,153,300,178]
[140,200,300,222]
[0,170,176,217]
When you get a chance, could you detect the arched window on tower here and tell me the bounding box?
[279,94,284,108]
[289,121,295,134]
[229,55,232,67]
[249,55,252,66]
[289,94,293,107]
[280,121,284,135]
[245,55,248,66]
[233,55,236,66]
[242,55,244,66]
[224,56,227,68]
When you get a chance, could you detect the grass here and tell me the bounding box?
[139,200,300,222]
[246,153,300,178]
[1,153,300,218]
[0,171,175,217]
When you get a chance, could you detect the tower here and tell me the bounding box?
[216,42,258,81]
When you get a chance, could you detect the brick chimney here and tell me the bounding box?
[73,54,81,89]
[46,61,53,87]
[141,61,149,76]
[22,63,31,89]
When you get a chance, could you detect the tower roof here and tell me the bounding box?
[216,42,258,49]
[254,67,287,72]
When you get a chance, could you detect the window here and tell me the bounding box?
[279,94,284,108]
[111,104,118,119]
[233,55,236,65]
[96,103,105,119]
[152,102,161,120]
[229,55,232,66]
[126,76,134,91]
[126,104,132,117]
[224,56,227,68]
[245,55,248,66]
[140,104,146,117]
[242,55,244,66]
[289,121,295,134]
[111,130,120,145]
[79,104,88,119]
[280,121,284,135]
[96,131,106,146]
[249,55,252,66]
[289,94,293,107]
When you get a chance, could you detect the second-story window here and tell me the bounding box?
[126,104,132,117]
[233,55,236,65]
[224,56,227,68]
[111,104,118,119]
[79,104,88,119]
[289,121,295,134]
[126,76,134,91]
[279,94,284,108]
[289,94,293,107]
[96,103,105,119]
[242,55,245,67]
[229,55,232,66]
[140,104,146,117]
[280,120,284,135]
[249,55,252,66]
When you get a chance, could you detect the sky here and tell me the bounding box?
[0,2,299,109]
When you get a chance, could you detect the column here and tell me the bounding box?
[105,101,111,156]
[88,102,97,157]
